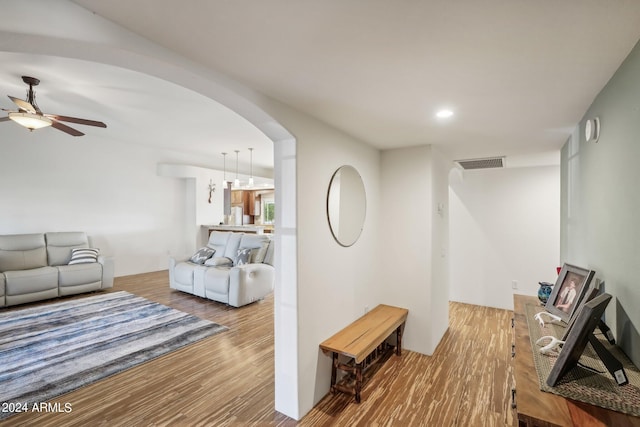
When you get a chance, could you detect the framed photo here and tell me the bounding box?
[547,293,612,386]
[561,285,601,341]
[545,263,595,323]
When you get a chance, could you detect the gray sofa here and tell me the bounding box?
[0,232,114,307]
[169,231,274,307]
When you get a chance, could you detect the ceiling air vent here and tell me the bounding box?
[455,156,505,170]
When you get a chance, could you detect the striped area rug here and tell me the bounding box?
[0,291,227,420]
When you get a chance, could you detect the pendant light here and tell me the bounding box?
[234,150,240,188]
[221,152,228,187]
[248,148,254,187]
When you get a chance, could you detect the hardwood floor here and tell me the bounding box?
[301,299,515,427]
[1,271,515,427]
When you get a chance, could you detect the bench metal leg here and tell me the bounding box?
[396,324,403,356]
[355,361,364,403]
[330,352,338,394]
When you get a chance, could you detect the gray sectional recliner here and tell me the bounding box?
[0,232,114,307]
[169,231,274,307]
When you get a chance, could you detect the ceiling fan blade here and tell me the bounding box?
[45,114,107,128]
[0,116,11,122]
[8,96,36,114]
[51,120,84,137]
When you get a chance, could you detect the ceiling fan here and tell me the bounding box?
[0,75,107,136]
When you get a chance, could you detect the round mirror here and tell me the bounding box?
[327,165,366,247]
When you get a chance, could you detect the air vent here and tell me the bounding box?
[455,156,505,170]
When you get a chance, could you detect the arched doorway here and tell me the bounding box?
[0,31,299,419]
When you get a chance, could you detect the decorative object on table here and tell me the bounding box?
[546,293,629,387]
[560,285,602,341]
[537,281,554,304]
[534,311,562,328]
[545,263,595,323]
[0,291,228,420]
[536,335,565,355]
[523,299,640,417]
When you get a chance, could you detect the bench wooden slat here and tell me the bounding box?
[319,304,408,363]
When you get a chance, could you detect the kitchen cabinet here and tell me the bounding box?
[231,190,244,206]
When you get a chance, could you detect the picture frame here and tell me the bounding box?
[547,293,612,387]
[561,285,601,341]
[545,263,595,323]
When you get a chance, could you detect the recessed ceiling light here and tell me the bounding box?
[436,109,454,119]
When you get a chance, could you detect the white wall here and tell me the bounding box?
[379,146,450,355]
[0,124,231,276]
[157,163,232,249]
[260,101,382,416]
[429,147,451,351]
[449,166,561,310]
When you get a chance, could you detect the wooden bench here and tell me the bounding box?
[319,304,409,403]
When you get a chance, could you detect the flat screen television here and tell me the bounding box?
[545,263,595,323]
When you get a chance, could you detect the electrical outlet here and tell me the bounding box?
[511,280,518,290]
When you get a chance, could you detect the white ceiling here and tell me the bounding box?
[6,1,640,168]
[0,52,274,177]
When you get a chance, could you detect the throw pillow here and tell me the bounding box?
[204,257,233,267]
[250,240,270,264]
[68,248,99,265]
[189,247,215,264]
[236,248,252,266]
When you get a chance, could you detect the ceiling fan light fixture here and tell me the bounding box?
[8,112,52,130]
[2,76,107,137]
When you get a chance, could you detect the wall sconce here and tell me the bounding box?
[208,179,216,204]
[585,117,600,143]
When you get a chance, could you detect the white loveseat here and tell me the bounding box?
[169,231,274,307]
[0,231,114,307]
